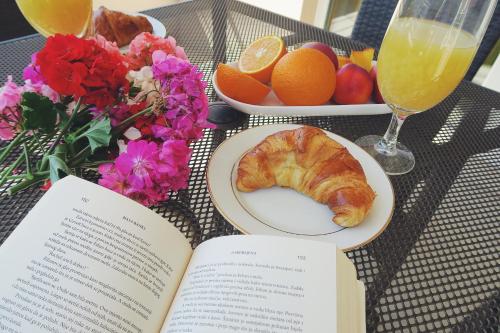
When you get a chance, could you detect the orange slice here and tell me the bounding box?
[349,48,374,72]
[216,63,271,105]
[238,35,287,84]
[337,55,351,68]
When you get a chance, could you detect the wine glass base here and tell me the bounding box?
[355,135,415,175]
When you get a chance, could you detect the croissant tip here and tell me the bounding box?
[332,214,362,228]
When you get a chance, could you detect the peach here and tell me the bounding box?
[370,66,384,104]
[333,64,373,104]
[301,42,339,70]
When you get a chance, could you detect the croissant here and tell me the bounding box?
[236,126,375,227]
[93,6,153,47]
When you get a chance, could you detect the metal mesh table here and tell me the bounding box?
[0,1,499,332]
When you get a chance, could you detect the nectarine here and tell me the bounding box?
[370,66,384,104]
[333,64,373,105]
[301,42,339,70]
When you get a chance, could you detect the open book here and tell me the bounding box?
[0,176,365,333]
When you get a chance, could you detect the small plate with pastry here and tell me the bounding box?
[207,124,394,250]
[93,6,166,48]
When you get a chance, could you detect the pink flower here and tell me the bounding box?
[23,79,59,103]
[22,53,60,102]
[149,51,213,142]
[23,53,45,84]
[126,33,187,70]
[98,163,128,194]
[115,140,158,190]
[0,76,21,110]
[90,34,124,62]
[0,76,23,140]
[98,139,192,207]
[157,140,191,190]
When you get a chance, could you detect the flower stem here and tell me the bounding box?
[68,146,91,167]
[32,132,47,154]
[0,154,24,188]
[80,160,113,168]
[0,130,28,166]
[6,171,49,180]
[48,98,82,153]
[112,106,152,135]
[22,143,33,179]
[7,174,46,195]
[40,98,82,171]
[0,134,52,187]
[71,122,92,140]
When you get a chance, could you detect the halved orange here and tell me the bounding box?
[238,35,287,84]
[216,63,271,105]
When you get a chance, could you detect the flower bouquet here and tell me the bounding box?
[0,33,213,206]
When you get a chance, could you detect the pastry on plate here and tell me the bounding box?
[93,6,153,47]
[236,126,375,227]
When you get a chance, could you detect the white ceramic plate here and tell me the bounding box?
[212,62,391,117]
[119,13,166,52]
[143,14,166,38]
[207,124,394,251]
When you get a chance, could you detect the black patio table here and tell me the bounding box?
[0,1,499,332]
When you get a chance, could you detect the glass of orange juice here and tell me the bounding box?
[16,0,93,37]
[355,0,497,175]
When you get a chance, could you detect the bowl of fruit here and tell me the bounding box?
[212,36,390,117]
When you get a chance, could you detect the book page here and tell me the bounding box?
[161,235,338,333]
[0,176,192,333]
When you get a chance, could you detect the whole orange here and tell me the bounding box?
[271,48,336,106]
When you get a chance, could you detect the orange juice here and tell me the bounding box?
[16,0,92,37]
[377,18,478,113]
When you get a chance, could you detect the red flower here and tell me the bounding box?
[44,61,87,96]
[36,34,129,108]
[40,179,52,191]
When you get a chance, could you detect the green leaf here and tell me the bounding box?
[80,117,112,153]
[48,155,71,184]
[20,92,58,133]
[129,85,142,98]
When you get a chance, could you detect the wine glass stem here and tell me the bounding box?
[376,110,407,156]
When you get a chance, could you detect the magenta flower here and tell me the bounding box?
[98,139,192,207]
[115,140,158,189]
[22,53,59,102]
[23,53,45,84]
[158,140,191,191]
[0,76,23,140]
[150,51,213,143]
[98,163,128,194]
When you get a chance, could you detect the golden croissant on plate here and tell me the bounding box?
[93,6,153,47]
[236,126,376,227]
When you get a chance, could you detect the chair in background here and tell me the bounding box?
[351,0,499,81]
[0,2,36,42]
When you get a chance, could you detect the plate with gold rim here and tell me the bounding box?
[206,124,394,251]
